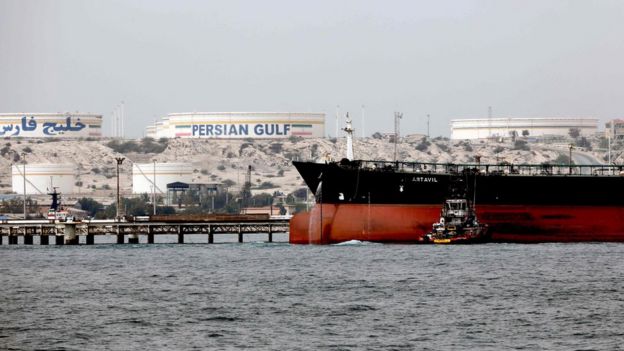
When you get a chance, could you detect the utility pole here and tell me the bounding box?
[21,152,26,219]
[243,165,252,212]
[115,157,125,221]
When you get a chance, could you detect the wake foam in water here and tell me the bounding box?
[334,240,368,246]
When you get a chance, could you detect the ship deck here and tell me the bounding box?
[343,160,622,177]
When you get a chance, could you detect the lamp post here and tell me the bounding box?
[225,186,229,211]
[115,157,125,221]
[21,152,26,219]
[569,144,574,175]
[152,160,156,215]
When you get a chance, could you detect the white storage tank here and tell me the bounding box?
[132,163,193,194]
[12,163,76,195]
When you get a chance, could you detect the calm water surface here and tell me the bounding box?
[1,239,623,350]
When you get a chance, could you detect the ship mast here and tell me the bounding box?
[394,112,403,163]
[342,113,355,160]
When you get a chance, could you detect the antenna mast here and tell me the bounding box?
[110,110,115,137]
[116,103,121,138]
[335,105,340,138]
[120,101,125,139]
[361,105,365,138]
[488,106,493,140]
[427,114,430,138]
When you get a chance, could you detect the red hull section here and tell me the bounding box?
[289,204,624,244]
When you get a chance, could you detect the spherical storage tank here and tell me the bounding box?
[132,163,193,194]
[12,164,75,195]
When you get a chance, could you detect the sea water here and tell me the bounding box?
[1,238,623,350]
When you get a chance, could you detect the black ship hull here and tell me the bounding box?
[290,160,624,244]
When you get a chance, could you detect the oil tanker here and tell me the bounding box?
[289,159,624,244]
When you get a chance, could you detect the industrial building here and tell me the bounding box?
[0,113,102,138]
[166,182,222,208]
[605,119,624,140]
[450,117,598,140]
[145,112,325,139]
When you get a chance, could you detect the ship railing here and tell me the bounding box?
[358,160,624,177]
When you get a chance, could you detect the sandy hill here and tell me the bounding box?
[0,136,608,203]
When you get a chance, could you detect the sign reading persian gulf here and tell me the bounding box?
[148,112,325,139]
[192,123,291,137]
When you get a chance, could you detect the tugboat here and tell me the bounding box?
[422,172,490,244]
[47,187,70,222]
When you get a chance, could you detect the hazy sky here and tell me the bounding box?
[1,0,623,138]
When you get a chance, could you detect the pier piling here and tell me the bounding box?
[63,224,79,245]
[86,234,94,245]
[9,227,17,244]
[116,233,124,244]
[238,224,243,243]
[24,234,33,245]
[65,236,78,245]
[128,233,139,244]
[40,235,49,245]
[147,226,154,244]
[208,225,214,244]
[55,235,64,245]
[178,225,184,244]
[268,224,273,243]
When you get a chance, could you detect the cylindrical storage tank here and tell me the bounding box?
[12,164,75,195]
[132,163,193,194]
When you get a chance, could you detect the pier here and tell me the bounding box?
[0,218,289,245]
